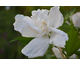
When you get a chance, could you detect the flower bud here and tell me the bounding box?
[71,12,80,28]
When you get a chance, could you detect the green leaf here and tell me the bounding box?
[59,8,76,34]
[59,21,70,33]
[10,36,34,46]
[65,21,80,56]
[64,8,76,21]
[75,51,80,57]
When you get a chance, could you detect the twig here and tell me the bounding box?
[57,47,65,59]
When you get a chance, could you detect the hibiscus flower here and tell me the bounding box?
[13,6,68,58]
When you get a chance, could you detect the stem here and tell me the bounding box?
[66,21,70,25]
[57,47,65,59]
[62,50,69,59]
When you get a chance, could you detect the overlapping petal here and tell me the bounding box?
[31,9,49,21]
[52,47,62,58]
[48,6,64,28]
[31,9,49,27]
[13,14,42,37]
[49,27,68,48]
[21,36,49,58]
[31,9,41,22]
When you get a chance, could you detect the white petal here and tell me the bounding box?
[31,9,49,22]
[49,27,68,48]
[31,9,49,27]
[52,47,77,59]
[53,47,77,59]
[70,54,77,59]
[31,9,41,22]
[50,27,68,36]
[50,27,68,40]
[71,12,80,28]
[52,47,62,58]
[37,9,49,21]
[78,49,80,51]
[36,31,46,37]
[13,14,42,37]
[21,36,49,58]
[49,6,64,28]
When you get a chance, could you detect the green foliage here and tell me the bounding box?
[59,8,76,33]
[59,21,70,33]
[64,8,76,21]
[75,51,80,57]
[60,8,80,57]
[10,36,34,46]
[65,21,80,56]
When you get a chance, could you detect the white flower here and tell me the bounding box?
[52,47,77,59]
[71,12,80,28]
[52,47,62,58]
[13,6,68,58]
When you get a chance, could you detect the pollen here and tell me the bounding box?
[41,21,47,30]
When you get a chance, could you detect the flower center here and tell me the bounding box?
[36,19,50,37]
[41,21,47,30]
[40,20,48,32]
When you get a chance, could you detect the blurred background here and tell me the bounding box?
[0,6,80,59]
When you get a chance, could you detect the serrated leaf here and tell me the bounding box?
[64,8,76,21]
[10,36,34,46]
[65,21,80,56]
